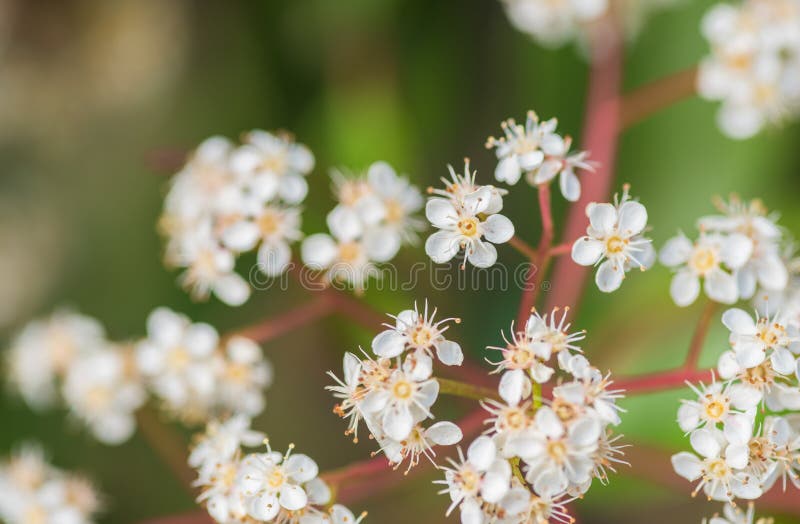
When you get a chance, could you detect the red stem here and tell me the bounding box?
[545,33,624,317]
[516,184,554,328]
[614,367,714,395]
[233,296,335,343]
[683,301,717,371]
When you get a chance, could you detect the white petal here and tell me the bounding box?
[258,241,291,276]
[587,203,617,236]
[690,428,720,458]
[670,270,700,307]
[425,230,461,264]
[705,269,739,304]
[372,330,407,358]
[722,308,756,335]
[222,221,260,252]
[426,421,463,446]
[499,369,527,405]
[559,169,581,202]
[213,273,251,306]
[495,156,522,185]
[571,237,604,266]
[467,240,498,268]
[435,340,463,366]
[383,407,414,441]
[285,454,319,483]
[757,253,789,290]
[425,198,458,229]
[278,484,308,511]
[617,201,648,236]
[719,233,753,269]
[595,259,625,293]
[301,234,337,269]
[279,174,309,204]
[467,436,497,471]
[482,214,514,244]
[659,235,693,266]
[363,227,401,263]
[671,452,703,481]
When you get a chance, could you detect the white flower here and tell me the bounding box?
[501,0,609,48]
[660,231,753,306]
[722,307,798,370]
[364,162,425,247]
[301,232,381,292]
[487,111,593,201]
[189,415,266,483]
[136,307,220,420]
[230,130,314,204]
[703,502,771,524]
[0,444,101,524]
[436,436,512,520]
[697,0,800,139]
[377,422,463,473]
[215,336,273,417]
[510,407,601,497]
[222,203,302,277]
[572,186,653,292]
[175,224,252,306]
[678,379,736,433]
[486,111,556,185]
[372,301,463,367]
[672,425,762,501]
[6,310,106,409]
[699,196,788,298]
[299,504,366,524]
[362,369,439,441]
[425,161,514,268]
[62,345,146,445]
[237,444,319,520]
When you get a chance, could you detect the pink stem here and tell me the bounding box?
[233,296,335,343]
[614,367,714,395]
[516,184,554,328]
[545,33,624,317]
[683,301,717,371]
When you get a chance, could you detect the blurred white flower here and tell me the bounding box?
[0,444,101,524]
[62,344,146,445]
[7,310,107,409]
[660,231,753,306]
[703,502,772,524]
[697,0,800,139]
[501,0,609,48]
[571,186,653,292]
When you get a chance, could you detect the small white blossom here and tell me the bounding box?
[425,160,514,269]
[572,186,654,292]
[487,111,593,201]
[0,444,101,524]
[703,502,774,524]
[62,344,146,445]
[697,0,800,138]
[6,310,106,409]
[501,0,609,48]
[660,231,753,306]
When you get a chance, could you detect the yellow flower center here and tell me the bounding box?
[457,217,480,237]
[704,399,726,421]
[706,458,730,479]
[385,199,404,223]
[257,211,281,235]
[689,247,718,276]
[410,326,434,347]
[605,236,625,254]
[267,468,286,488]
[546,441,568,464]
[392,380,414,400]
[552,398,578,423]
[339,241,362,264]
[167,346,191,371]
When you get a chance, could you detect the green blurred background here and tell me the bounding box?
[0,0,798,522]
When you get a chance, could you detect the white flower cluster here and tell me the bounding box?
[190,416,364,524]
[137,307,273,423]
[160,131,314,306]
[6,310,146,445]
[703,502,774,524]
[6,307,272,443]
[571,185,655,292]
[486,110,594,202]
[698,0,800,139]
[660,196,790,307]
[500,0,610,48]
[672,307,800,508]
[0,444,101,524]
[425,160,515,269]
[439,307,626,524]
[301,162,424,292]
[327,302,465,471]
